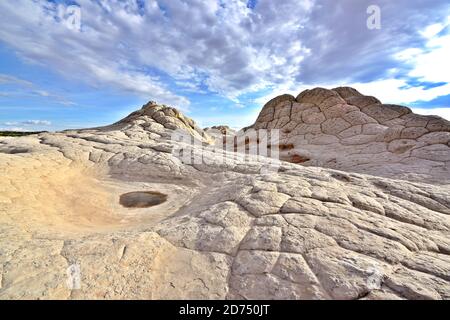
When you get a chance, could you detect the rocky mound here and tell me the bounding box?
[249,87,450,183]
[112,100,211,143]
[205,125,236,136]
[0,100,449,300]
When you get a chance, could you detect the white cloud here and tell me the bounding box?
[410,107,450,120]
[3,120,51,126]
[0,0,190,109]
[251,10,450,109]
[0,127,28,131]
[253,77,450,113]
[420,23,445,38]
[346,18,450,106]
[0,74,33,87]
[22,120,52,126]
[349,79,450,105]
[0,73,75,106]
[395,18,450,85]
[253,16,450,109]
[0,0,449,113]
[0,0,315,107]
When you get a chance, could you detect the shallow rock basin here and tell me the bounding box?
[119,191,168,208]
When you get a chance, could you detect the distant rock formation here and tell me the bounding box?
[204,125,236,136]
[249,87,450,183]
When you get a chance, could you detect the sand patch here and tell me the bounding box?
[0,153,124,236]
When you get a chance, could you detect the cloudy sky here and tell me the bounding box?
[0,0,449,131]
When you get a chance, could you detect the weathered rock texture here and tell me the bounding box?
[249,87,450,183]
[0,97,449,300]
[205,125,236,136]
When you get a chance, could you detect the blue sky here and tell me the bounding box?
[0,0,449,132]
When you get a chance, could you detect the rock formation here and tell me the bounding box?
[249,87,450,183]
[0,95,449,300]
[204,125,235,136]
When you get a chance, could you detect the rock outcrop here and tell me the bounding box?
[205,125,235,136]
[0,99,449,300]
[113,101,211,143]
[249,87,450,183]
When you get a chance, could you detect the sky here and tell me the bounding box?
[0,0,449,132]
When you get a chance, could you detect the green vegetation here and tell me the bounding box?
[0,131,46,137]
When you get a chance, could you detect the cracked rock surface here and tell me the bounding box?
[0,95,449,300]
[249,87,450,184]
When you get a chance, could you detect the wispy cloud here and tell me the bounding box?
[0,0,315,106]
[0,0,449,115]
[22,120,52,125]
[3,119,51,126]
[0,74,33,87]
[0,126,28,131]
[410,107,450,120]
[0,73,75,106]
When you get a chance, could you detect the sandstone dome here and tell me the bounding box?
[248,87,450,183]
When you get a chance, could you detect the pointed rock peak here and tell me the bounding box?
[204,125,235,135]
[141,101,159,109]
[114,101,211,143]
